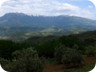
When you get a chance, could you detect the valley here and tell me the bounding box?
[0,13,96,41]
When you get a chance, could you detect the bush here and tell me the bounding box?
[55,46,84,67]
[61,48,83,67]
[54,45,66,63]
[0,58,10,71]
[9,47,44,72]
[35,40,60,58]
[85,45,96,56]
[0,40,18,59]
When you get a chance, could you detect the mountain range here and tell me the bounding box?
[0,13,96,41]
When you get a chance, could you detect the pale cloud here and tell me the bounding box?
[0,0,9,16]
[0,0,9,7]
[88,5,93,8]
[0,0,81,16]
[71,9,95,19]
[89,0,96,7]
[0,0,96,19]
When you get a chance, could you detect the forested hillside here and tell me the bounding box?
[0,13,96,41]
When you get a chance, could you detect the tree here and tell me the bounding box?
[85,45,96,56]
[55,45,84,67]
[61,48,83,67]
[54,45,66,63]
[9,47,44,72]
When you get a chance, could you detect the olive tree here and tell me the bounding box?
[55,46,84,67]
[61,48,83,67]
[9,47,44,72]
[85,45,96,56]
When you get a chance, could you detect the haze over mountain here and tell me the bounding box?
[0,13,96,41]
[0,0,96,19]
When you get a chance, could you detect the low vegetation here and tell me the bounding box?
[0,31,96,72]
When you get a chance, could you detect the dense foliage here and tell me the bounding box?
[61,48,83,67]
[55,45,84,67]
[1,48,44,72]
[0,31,96,71]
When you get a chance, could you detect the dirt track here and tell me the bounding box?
[43,57,96,72]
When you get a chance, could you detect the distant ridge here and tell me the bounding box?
[0,13,96,27]
[0,13,96,40]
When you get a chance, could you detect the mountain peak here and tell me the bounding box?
[0,12,96,28]
[2,13,27,18]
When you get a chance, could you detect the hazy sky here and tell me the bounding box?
[0,0,96,19]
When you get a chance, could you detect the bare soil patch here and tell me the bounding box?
[43,57,96,72]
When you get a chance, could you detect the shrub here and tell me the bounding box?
[85,45,96,56]
[0,58,10,71]
[61,48,83,67]
[9,47,44,72]
[54,45,66,63]
[36,40,60,58]
[55,46,84,67]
